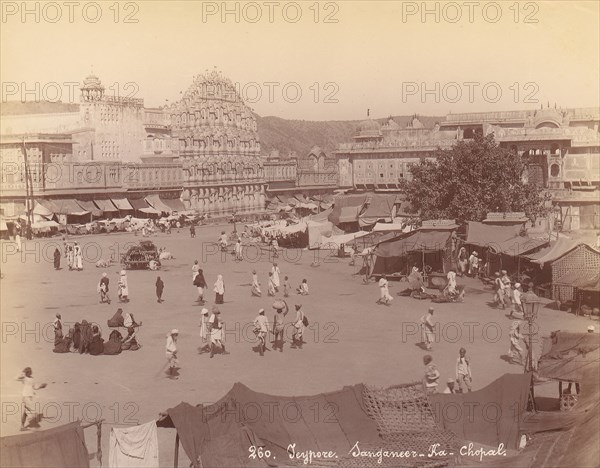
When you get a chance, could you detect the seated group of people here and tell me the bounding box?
[53,310,141,355]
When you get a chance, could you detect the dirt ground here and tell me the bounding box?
[1,224,596,467]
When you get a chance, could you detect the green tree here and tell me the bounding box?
[399,134,548,222]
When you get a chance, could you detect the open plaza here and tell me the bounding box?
[0,223,597,466]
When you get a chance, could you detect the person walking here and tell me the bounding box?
[17,367,47,431]
[73,242,83,271]
[235,239,243,261]
[376,275,393,305]
[214,274,225,304]
[199,308,210,353]
[192,260,200,282]
[272,299,289,352]
[53,247,61,270]
[510,283,524,318]
[501,270,513,308]
[165,329,179,380]
[455,347,472,392]
[457,247,468,277]
[291,304,306,349]
[253,308,270,356]
[468,251,479,277]
[423,355,440,394]
[420,307,435,351]
[251,270,262,297]
[118,270,129,303]
[508,320,525,365]
[283,276,291,298]
[493,272,506,309]
[67,244,74,270]
[271,263,281,291]
[99,272,110,304]
[156,276,164,303]
[53,313,63,347]
[208,307,228,358]
[267,272,276,296]
[193,269,207,304]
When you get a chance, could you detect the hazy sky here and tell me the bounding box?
[1,1,599,120]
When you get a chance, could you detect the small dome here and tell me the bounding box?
[355,119,381,138]
[81,74,104,91]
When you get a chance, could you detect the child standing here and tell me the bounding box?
[455,347,472,392]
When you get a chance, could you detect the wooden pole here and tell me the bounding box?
[174,433,180,468]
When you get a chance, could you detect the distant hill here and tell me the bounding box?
[256,114,444,156]
[1,101,443,156]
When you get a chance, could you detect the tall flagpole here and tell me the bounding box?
[22,136,33,239]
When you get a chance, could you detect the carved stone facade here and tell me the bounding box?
[168,70,265,214]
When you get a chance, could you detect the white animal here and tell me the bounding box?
[96,258,113,268]
[159,250,175,260]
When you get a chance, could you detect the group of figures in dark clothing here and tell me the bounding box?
[51,310,141,356]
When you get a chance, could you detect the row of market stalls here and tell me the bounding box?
[265,193,332,214]
[29,196,189,225]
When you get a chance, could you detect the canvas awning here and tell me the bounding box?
[328,194,367,225]
[157,382,381,467]
[375,230,451,258]
[524,237,580,265]
[555,270,600,291]
[145,194,173,214]
[52,199,89,216]
[160,197,186,212]
[33,201,55,217]
[32,220,60,229]
[372,222,411,232]
[76,200,101,217]
[110,198,134,210]
[94,199,118,213]
[358,194,398,227]
[129,198,161,214]
[466,221,544,255]
[0,421,90,468]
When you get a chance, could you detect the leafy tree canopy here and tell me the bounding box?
[400,134,548,222]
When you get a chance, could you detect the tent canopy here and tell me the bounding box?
[555,270,600,291]
[145,194,173,214]
[94,199,118,213]
[306,220,333,249]
[129,198,160,214]
[76,200,101,217]
[328,194,367,225]
[375,230,451,258]
[157,382,383,467]
[430,373,532,451]
[537,331,600,382]
[372,222,410,232]
[358,194,398,227]
[33,201,54,217]
[0,421,90,468]
[111,198,134,210]
[160,197,186,212]
[525,237,581,265]
[51,199,89,216]
[466,221,544,255]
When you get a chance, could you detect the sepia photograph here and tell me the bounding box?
[0,1,599,467]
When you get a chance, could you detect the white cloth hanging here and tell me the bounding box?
[109,420,159,468]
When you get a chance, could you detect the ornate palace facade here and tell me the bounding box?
[335,107,600,230]
[1,71,268,216]
[168,70,265,214]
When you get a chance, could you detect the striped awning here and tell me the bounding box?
[111,198,134,210]
[76,200,102,217]
[145,194,173,214]
[95,199,119,213]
